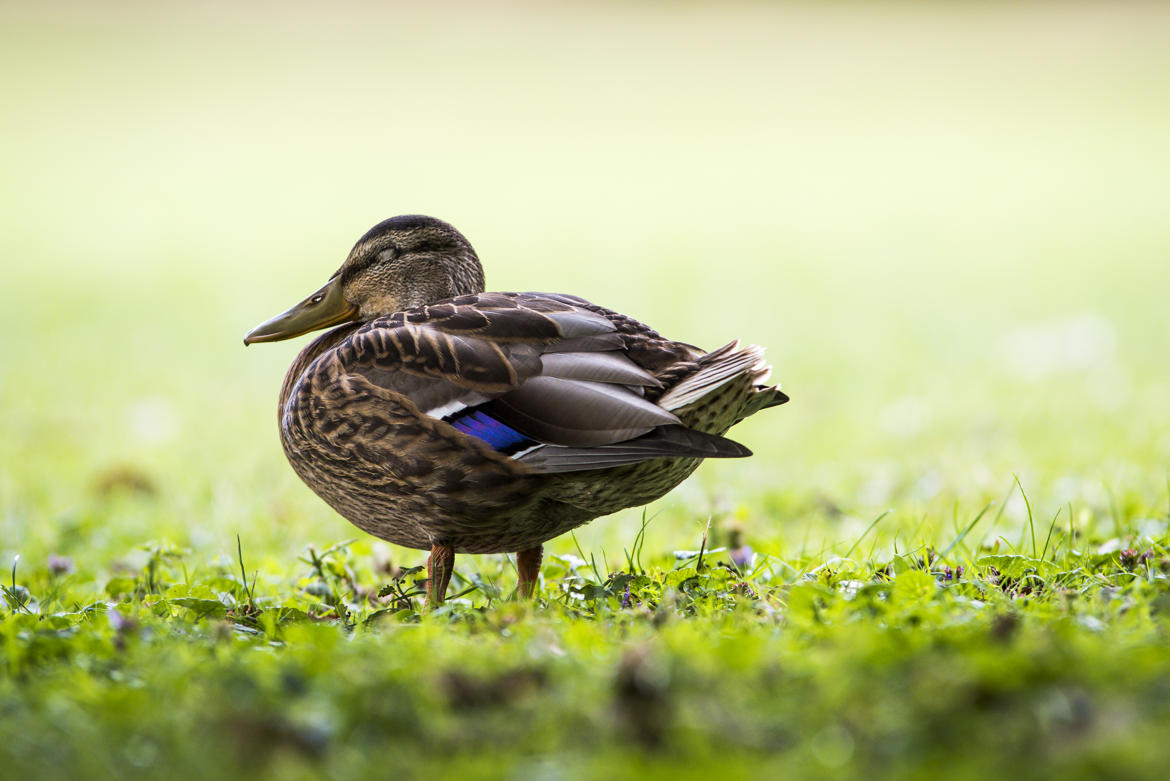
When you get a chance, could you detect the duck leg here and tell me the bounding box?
[427,542,455,607]
[517,544,543,599]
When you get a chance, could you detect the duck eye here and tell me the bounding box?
[309,295,324,305]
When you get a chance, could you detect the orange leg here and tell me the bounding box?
[427,542,455,607]
[517,545,543,599]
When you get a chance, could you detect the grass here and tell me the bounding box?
[4,1,1170,778]
[4,501,1170,779]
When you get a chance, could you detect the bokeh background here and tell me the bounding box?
[3,0,1169,572]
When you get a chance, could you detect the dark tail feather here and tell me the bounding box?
[758,385,790,410]
[736,384,788,423]
[517,424,750,474]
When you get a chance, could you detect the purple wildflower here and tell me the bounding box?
[48,554,74,576]
[730,545,754,570]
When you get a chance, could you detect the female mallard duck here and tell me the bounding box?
[245,215,787,605]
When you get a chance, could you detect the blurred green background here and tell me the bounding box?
[3,0,1169,569]
[5,4,1170,779]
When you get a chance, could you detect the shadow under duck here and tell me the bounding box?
[245,215,787,605]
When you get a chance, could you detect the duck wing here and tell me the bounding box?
[313,292,749,473]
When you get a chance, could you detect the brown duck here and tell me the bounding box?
[245,216,787,605]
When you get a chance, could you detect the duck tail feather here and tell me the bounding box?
[657,342,770,412]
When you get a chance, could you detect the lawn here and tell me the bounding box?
[3,2,1170,779]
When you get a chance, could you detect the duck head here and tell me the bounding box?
[244,215,485,345]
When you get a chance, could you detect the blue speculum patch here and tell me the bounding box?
[449,409,536,454]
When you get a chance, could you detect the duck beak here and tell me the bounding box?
[244,276,360,345]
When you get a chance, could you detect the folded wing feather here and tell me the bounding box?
[333,292,753,473]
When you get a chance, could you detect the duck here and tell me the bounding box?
[244,215,787,606]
